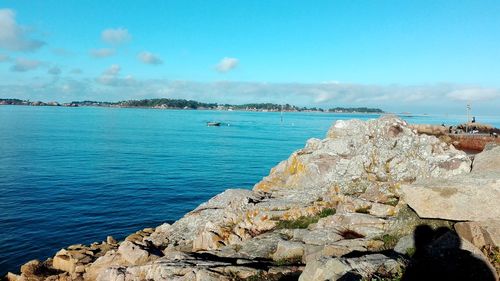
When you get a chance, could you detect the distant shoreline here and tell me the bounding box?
[0,98,385,114]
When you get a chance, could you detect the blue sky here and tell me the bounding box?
[0,0,499,114]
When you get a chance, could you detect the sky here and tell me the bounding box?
[0,0,499,114]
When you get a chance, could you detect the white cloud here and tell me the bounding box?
[1,77,499,115]
[48,66,61,75]
[101,28,131,45]
[137,51,163,65]
[447,88,500,102]
[0,9,45,51]
[104,64,121,76]
[10,58,42,72]
[90,48,115,58]
[97,64,135,87]
[216,57,239,73]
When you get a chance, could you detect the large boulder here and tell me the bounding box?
[298,254,403,281]
[472,144,500,173]
[401,172,500,221]
[52,249,92,274]
[455,221,500,248]
[254,116,470,194]
[117,240,162,265]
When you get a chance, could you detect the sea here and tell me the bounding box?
[1,105,499,275]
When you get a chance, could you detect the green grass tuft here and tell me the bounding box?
[318,208,336,218]
[376,234,400,250]
[275,216,319,229]
[274,208,336,229]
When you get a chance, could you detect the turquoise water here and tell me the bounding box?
[0,106,499,275]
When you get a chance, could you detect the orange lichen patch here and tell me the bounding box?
[246,209,260,219]
[288,154,306,175]
[219,226,234,240]
[386,207,397,217]
[254,154,308,192]
[253,175,284,192]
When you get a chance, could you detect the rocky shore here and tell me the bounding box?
[410,123,500,151]
[4,116,499,281]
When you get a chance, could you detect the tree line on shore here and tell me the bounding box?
[0,98,384,113]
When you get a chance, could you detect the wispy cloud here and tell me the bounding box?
[216,57,239,73]
[447,88,500,102]
[0,9,45,52]
[48,66,61,75]
[104,64,121,76]
[101,28,131,45]
[97,64,134,87]
[137,51,163,65]
[1,76,499,114]
[90,48,115,58]
[10,58,42,72]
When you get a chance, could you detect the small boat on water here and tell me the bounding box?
[207,122,221,126]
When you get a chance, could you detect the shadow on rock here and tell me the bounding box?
[402,225,496,281]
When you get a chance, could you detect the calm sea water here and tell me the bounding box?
[0,106,499,275]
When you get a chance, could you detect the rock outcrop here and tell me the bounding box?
[6,116,499,281]
[400,172,500,221]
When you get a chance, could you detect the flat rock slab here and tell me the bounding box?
[401,173,500,221]
[472,144,500,173]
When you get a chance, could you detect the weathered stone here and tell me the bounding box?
[145,223,171,247]
[472,144,500,173]
[299,254,403,281]
[20,260,43,276]
[314,213,388,238]
[334,194,397,218]
[394,235,415,255]
[455,221,500,248]
[237,232,285,259]
[272,240,304,261]
[106,236,117,245]
[125,233,144,243]
[401,173,500,221]
[302,239,381,263]
[301,229,343,245]
[385,205,453,238]
[5,272,21,281]
[142,228,155,234]
[85,250,128,280]
[117,240,162,265]
[192,222,226,251]
[52,250,82,274]
[67,244,84,250]
[255,116,470,193]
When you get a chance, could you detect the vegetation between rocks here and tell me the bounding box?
[376,234,400,250]
[482,245,500,275]
[274,256,303,266]
[274,208,336,229]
